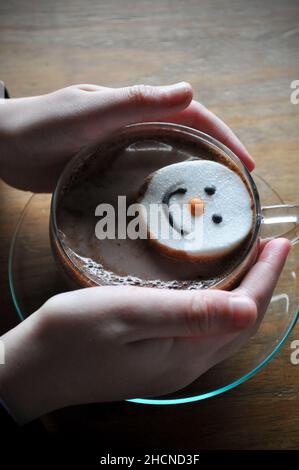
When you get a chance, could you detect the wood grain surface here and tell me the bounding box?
[0,0,299,450]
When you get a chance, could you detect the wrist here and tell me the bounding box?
[0,98,16,180]
[0,310,55,423]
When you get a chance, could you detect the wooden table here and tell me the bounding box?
[0,0,299,450]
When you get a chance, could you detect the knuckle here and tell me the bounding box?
[127,84,154,106]
[54,85,80,100]
[187,292,212,335]
[237,284,264,315]
[42,293,61,313]
[34,294,64,338]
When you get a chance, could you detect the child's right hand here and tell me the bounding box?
[0,81,254,192]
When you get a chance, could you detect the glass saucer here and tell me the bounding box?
[9,174,299,405]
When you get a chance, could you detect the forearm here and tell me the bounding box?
[0,311,54,424]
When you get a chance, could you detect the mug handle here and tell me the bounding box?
[261,204,299,245]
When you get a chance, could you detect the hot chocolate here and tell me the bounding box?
[51,123,258,290]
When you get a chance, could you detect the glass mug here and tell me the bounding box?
[50,122,299,290]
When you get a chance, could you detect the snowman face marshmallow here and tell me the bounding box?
[138,160,254,261]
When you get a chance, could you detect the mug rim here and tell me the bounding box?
[50,121,262,289]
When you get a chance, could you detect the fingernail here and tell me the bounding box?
[262,237,292,262]
[247,155,255,171]
[229,296,256,329]
[272,237,292,251]
[162,81,192,93]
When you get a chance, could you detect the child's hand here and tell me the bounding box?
[0,238,290,423]
[0,82,254,192]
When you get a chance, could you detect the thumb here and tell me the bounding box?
[79,82,193,138]
[108,287,257,340]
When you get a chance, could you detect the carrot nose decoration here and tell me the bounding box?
[189,197,205,217]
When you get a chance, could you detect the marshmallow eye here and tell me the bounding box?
[212,214,223,224]
[203,185,223,224]
[204,184,216,196]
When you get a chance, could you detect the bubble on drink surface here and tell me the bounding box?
[62,245,214,289]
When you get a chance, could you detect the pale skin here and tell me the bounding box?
[0,82,291,423]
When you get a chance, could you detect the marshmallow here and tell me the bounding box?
[138,160,253,260]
